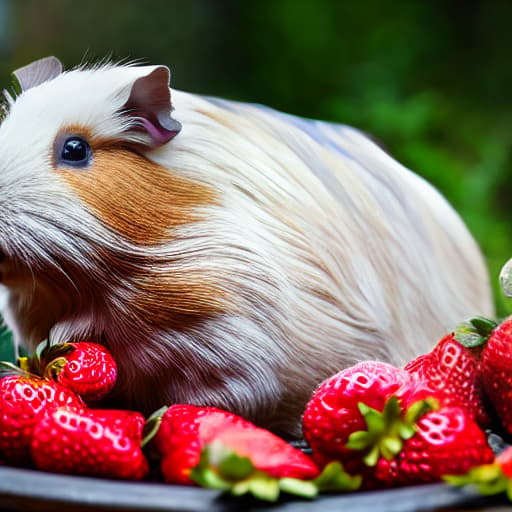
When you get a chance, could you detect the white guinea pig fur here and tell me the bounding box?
[0,57,493,437]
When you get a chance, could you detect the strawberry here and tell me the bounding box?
[404,332,491,428]
[479,316,512,435]
[31,407,148,480]
[0,375,83,465]
[302,361,431,469]
[373,406,494,487]
[147,404,359,501]
[498,447,512,479]
[148,404,254,485]
[29,340,117,403]
[446,315,512,436]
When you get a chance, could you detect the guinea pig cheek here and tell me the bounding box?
[55,147,226,324]
[55,147,217,246]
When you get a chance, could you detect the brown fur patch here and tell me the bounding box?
[53,126,226,327]
[55,126,216,245]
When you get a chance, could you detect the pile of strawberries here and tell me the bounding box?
[2,316,512,502]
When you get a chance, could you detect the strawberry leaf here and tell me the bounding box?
[192,467,232,491]
[381,436,402,459]
[506,480,512,502]
[213,445,254,481]
[345,397,436,467]
[469,316,498,335]
[346,430,374,451]
[191,441,325,502]
[359,402,386,432]
[279,478,318,498]
[245,474,280,501]
[454,317,497,348]
[313,461,362,492]
[31,338,74,376]
[444,463,509,497]
[404,397,438,425]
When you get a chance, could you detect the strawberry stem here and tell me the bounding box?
[0,360,40,379]
[141,405,169,448]
[43,357,68,381]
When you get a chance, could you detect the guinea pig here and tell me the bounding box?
[0,56,494,437]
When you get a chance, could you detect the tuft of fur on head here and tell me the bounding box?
[0,57,494,437]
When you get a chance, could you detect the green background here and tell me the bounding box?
[1,0,512,360]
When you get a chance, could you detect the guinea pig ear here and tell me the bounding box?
[120,66,182,148]
[13,56,63,92]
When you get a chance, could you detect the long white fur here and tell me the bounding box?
[0,62,494,436]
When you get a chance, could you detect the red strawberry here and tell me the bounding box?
[497,447,512,479]
[31,407,148,480]
[480,316,512,435]
[82,409,146,441]
[404,332,491,428]
[0,375,83,465]
[302,361,431,469]
[149,404,254,485]
[30,340,117,403]
[147,404,358,501]
[373,406,494,487]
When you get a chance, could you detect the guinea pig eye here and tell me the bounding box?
[60,137,91,167]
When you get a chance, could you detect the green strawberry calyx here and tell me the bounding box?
[190,440,361,501]
[30,338,76,379]
[444,462,512,501]
[345,396,438,467]
[454,316,498,348]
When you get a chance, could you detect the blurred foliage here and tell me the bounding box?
[0,319,14,363]
[1,0,512,345]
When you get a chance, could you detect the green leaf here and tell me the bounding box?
[346,430,374,451]
[313,461,361,492]
[444,463,509,497]
[454,322,486,347]
[247,473,280,502]
[359,403,385,432]
[0,320,14,364]
[347,397,425,466]
[191,467,232,491]
[404,398,438,425]
[381,436,402,460]
[506,479,512,502]
[454,316,497,347]
[279,478,318,499]
[469,316,498,335]
[217,451,254,481]
[363,445,381,467]
[382,396,401,423]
